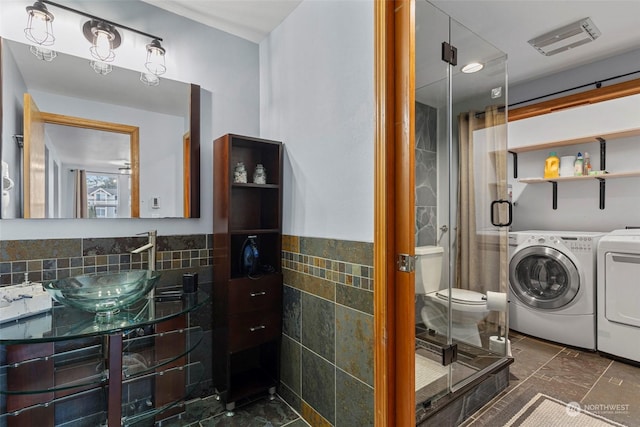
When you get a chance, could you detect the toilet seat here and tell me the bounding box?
[435,288,486,305]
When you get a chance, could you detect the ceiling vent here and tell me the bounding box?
[528,18,601,56]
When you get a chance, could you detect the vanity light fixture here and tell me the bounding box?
[83,20,121,63]
[140,72,160,87]
[24,1,55,46]
[461,62,484,74]
[90,61,113,76]
[145,39,166,76]
[23,1,167,83]
[30,46,57,62]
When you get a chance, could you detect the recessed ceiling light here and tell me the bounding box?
[462,62,483,73]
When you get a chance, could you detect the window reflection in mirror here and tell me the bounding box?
[0,37,200,219]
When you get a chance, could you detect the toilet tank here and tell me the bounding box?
[415,246,444,294]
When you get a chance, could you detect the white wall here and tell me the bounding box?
[510,47,640,108]
[0,39,26,219]
[0,0,260,239]
[259,0,374,242]
[508,92,640,232]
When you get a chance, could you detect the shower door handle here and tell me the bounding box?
[490,199,512,227]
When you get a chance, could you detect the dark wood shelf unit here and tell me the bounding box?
[212,134,283,412]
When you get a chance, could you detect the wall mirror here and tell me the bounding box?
[1,37,200,219]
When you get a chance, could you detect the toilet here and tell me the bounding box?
[415,245,490,347]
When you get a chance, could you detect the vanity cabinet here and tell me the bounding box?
[212,134,283,411]
[0,291,208,426]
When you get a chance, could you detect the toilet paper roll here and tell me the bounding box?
[489,335,510,355]
[486,291,508,311]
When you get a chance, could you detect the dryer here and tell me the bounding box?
[508,231,606,350]
[597,229,640,363]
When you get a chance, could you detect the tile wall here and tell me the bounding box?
[416,101,438,247]
[279,235,374,427]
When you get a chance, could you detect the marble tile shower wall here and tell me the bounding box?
[0,234,213,287]
[280,235,374,427]
[416,101,438,247]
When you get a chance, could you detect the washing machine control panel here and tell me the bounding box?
[525,235,596,252]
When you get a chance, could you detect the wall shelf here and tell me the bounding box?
[518,171,640,184]
[512,127,640,210]
[508,128,640,154]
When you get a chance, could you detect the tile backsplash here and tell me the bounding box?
[0,234,213,286]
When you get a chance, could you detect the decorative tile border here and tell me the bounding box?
[281,236,374,292]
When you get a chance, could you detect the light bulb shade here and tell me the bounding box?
[145,39,166,76]
[24,1,55,46]
[90,60,113,75]
[83,20,121,63]
[140,72,160,87]
[29,45,57,62]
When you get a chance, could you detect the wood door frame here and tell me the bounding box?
[374,1,415,425]
[28,110,140,218]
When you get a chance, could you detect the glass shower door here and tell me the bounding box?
[414,0,453,406]
[448,16,509,392]
[414,0,510,410]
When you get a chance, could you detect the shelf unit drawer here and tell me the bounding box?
[228,311,281,353]
[228,275,282,314]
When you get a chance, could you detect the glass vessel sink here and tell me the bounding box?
[44,270,160,322]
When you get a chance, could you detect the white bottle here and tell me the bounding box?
[574,152,583,176]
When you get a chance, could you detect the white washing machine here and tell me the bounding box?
[508,231,606,350]
[597,229,640,363]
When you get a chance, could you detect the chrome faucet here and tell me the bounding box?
[131,230,157,318]
[131,230,157,272]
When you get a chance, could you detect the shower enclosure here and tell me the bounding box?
[413,1,511,416]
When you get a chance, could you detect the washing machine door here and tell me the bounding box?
[509,245,580,309]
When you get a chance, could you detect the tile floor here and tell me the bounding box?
[160,393,310,427]
[462,331,640,426]
[166,331,640,426]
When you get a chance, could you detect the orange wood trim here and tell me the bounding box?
[35,110,141,218]
[393,1,416,426]
[374,1,395,425]
[130,128,140,218]
[39,112,139,134]
[509,77,640,122]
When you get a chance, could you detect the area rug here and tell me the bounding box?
[504,393,627,427]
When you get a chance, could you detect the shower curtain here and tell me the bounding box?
[455,106,508,295]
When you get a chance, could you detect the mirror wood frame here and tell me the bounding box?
[23,96,141,218]
[0,37,202,219]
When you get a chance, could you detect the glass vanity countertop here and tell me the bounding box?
[0,290,208,344]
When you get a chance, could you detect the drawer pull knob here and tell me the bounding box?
[250,291,267,297]
[249,325,266,332]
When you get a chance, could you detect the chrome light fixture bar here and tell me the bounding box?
[24,0,167,81]
[528,17,601,56]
